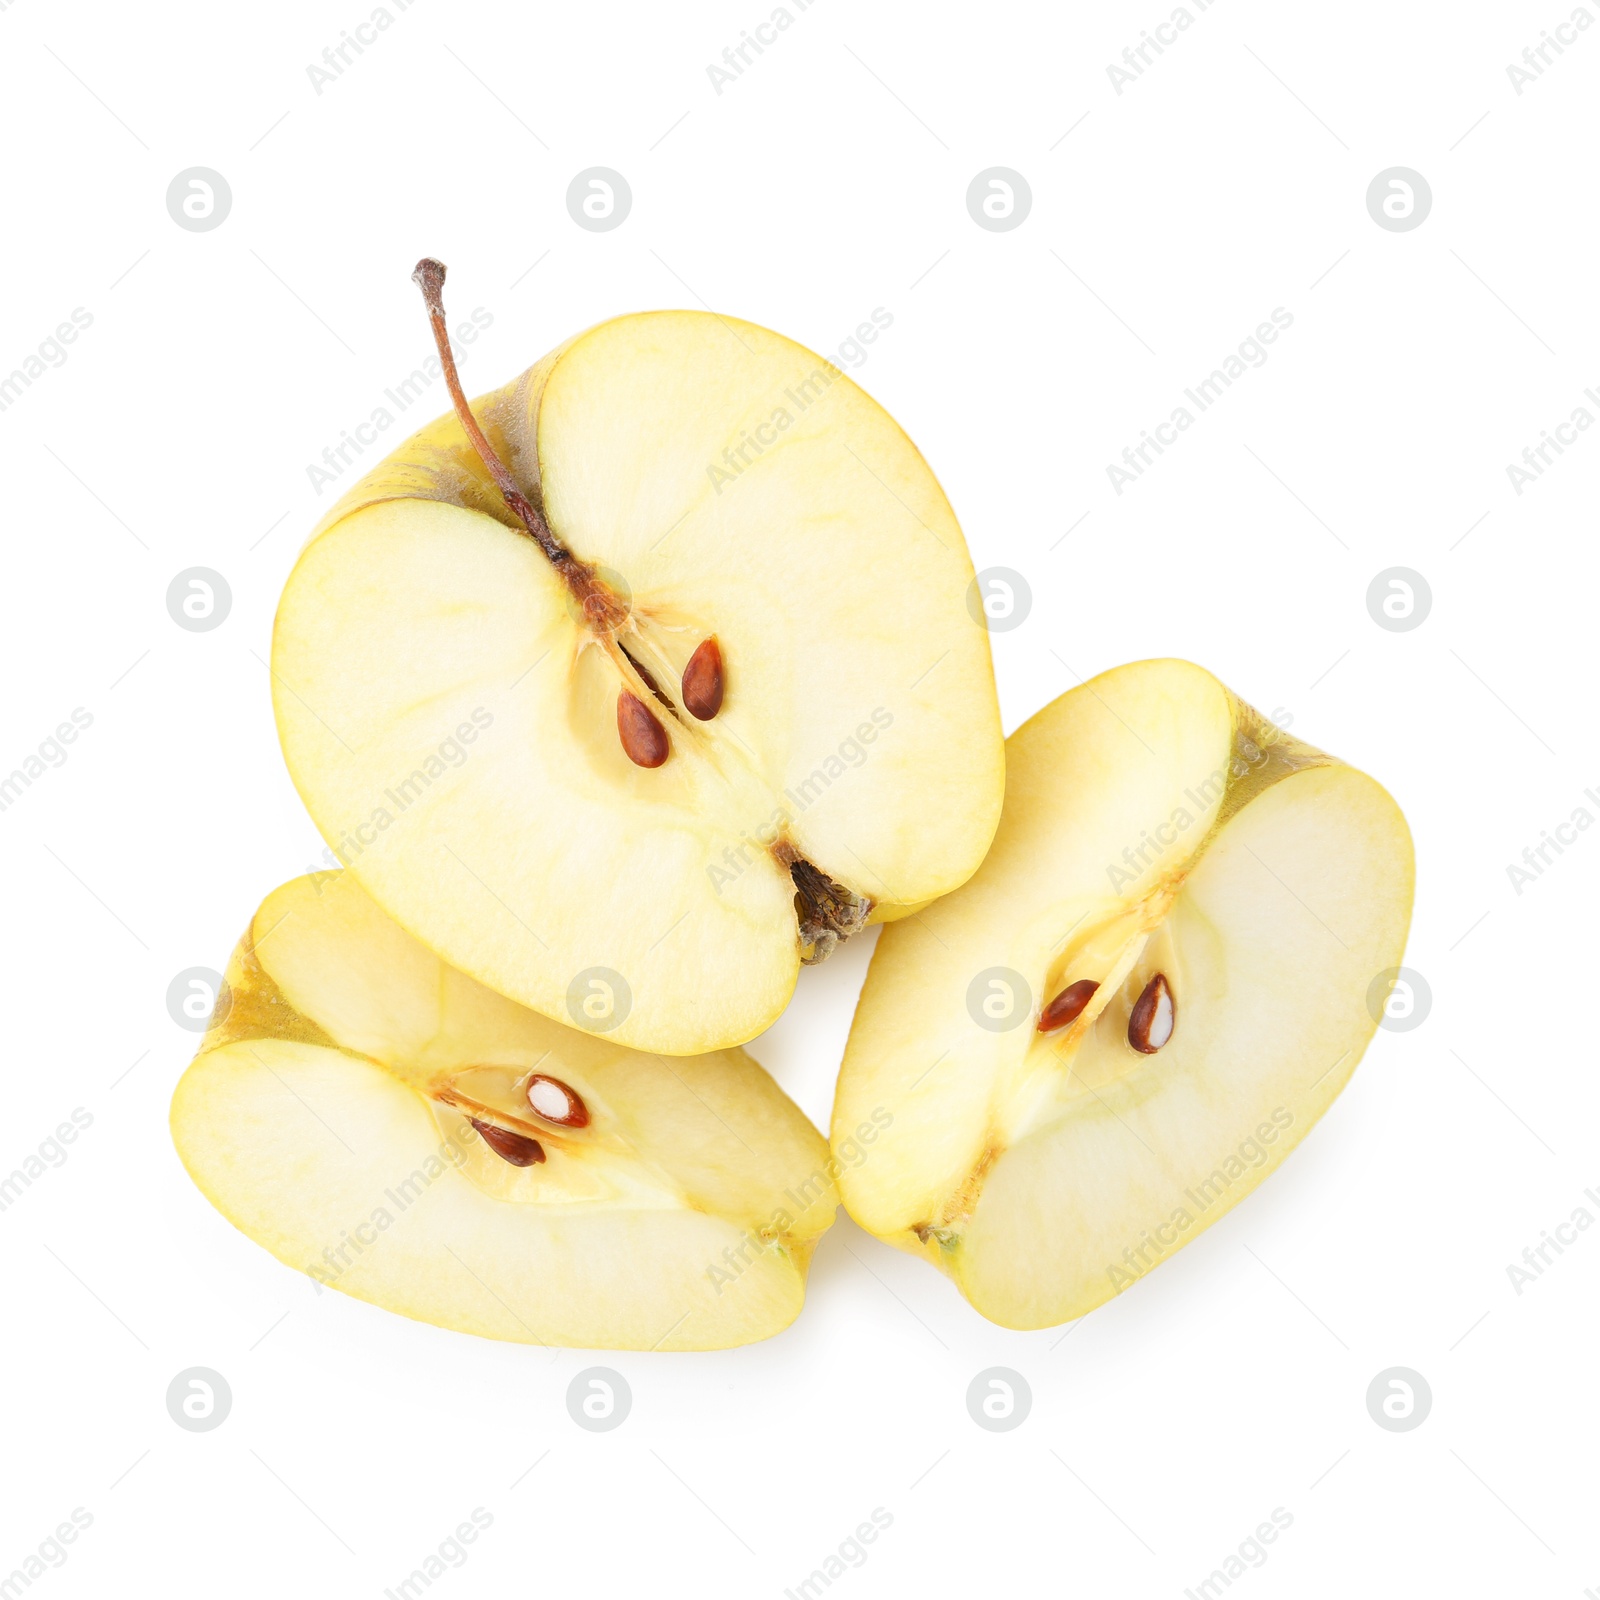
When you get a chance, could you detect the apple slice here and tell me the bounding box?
[170,872,839,1350]
[831,659,1414,1329]
[270,263,1004,1055]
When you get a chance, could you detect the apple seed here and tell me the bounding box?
[469,1117,547,1166]
[618,690,670,768]
[682,637,725,720]
[1128,973,1174,1054]
[1038,978,1098,1034]
[525,1073,589,1128]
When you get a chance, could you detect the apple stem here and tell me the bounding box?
[411,258,571,572]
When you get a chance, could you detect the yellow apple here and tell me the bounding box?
[831,659,1414,1329]
[171,871,839,1350]
[271,266,1004,1055]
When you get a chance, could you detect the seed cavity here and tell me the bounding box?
[1038,978,1098,1034]
[620,643,676,714]
[617,689,669,768]
[682,637,725,721]
[469,1117,547,1166]
[525,1073,589,1128]
[1128,973,1175,1054]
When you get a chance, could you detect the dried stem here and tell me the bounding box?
[411,257,569,570]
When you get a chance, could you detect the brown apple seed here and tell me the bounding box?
[525,1074,589,1128]
[1128,973,1175,1054]
[1038,978,1098,1034]
[682,637,725,720]
[469,1117,547,1166]
[618,689,669,767]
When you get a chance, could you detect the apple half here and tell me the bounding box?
[831,659,1414,1329]
[272,275,1004,1055]
[171,872,839,1350]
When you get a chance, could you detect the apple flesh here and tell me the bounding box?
[272,291,1004,1056]
[831,659,1414,1329]
[170,872,839,1350]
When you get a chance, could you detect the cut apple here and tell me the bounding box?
[831,659,1414,1329]
[170,872,839,1350]
[271,265,1004,1055]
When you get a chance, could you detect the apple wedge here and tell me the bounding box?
[271,265,1004,1055]
[170,872,839,1350]
[831,659,1414,1329]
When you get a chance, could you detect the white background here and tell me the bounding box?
[1,0,1595,1594]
